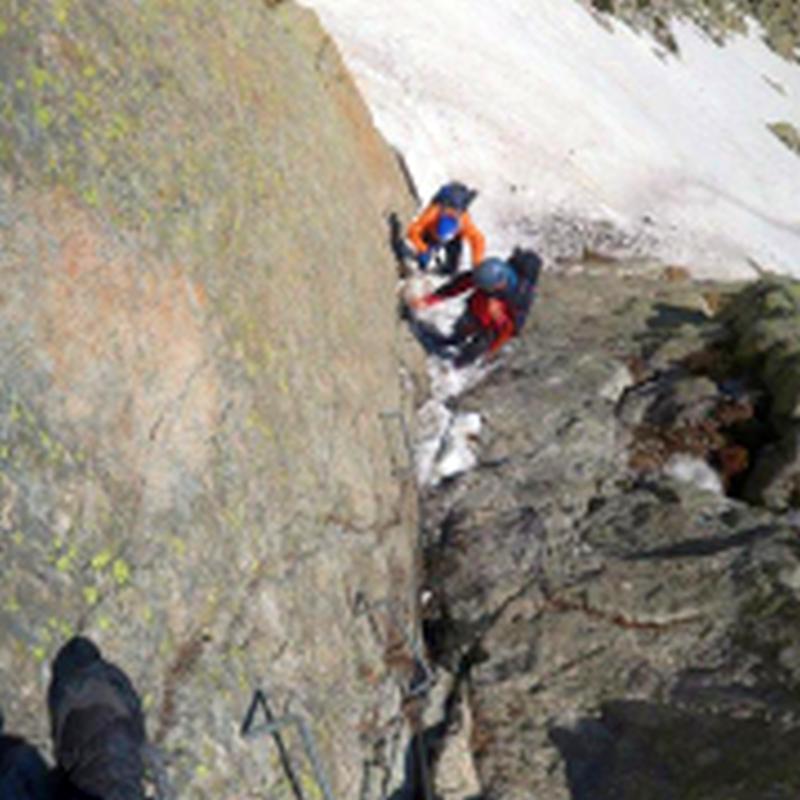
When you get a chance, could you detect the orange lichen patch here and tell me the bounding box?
[469,717,497,760]
[714,398,754,427]
[356,662,383,687]
[29,190,219,509]
[629,445,666,475]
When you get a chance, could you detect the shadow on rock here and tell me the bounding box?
[646,303,709,331]
[387,721,448,800]
[549,699,800,800]
[0,713,51,800]
[423,507,545,670]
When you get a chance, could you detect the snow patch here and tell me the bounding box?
[664,454,724,495]
[413,342,491,488]
[436,410,483,483]
[298,0,800,487]
[415,393,483,487]
[415,399,453,487]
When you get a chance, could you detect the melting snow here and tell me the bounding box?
[664,454,725,495]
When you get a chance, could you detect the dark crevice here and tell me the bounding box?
[626,334,785,505]
[681,345,783,502]
[387,668,472,800]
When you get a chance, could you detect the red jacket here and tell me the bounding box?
[407,203,486,264]
[422,273,516,354]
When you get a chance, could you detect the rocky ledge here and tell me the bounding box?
[420,267,800,799]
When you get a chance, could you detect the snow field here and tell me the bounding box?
[302,0,800,277]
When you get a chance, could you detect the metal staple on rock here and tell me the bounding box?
[373,412,436,800]
[241,689,335,800]
[379,410,415,481]
[353,592,434,702]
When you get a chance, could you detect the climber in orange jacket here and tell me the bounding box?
[406,182,486,275]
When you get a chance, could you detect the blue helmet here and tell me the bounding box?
[434,213,460,243]
[474,258,517,293]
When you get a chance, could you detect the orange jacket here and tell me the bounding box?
[406,203,486,265]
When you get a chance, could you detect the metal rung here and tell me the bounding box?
[379,410,415,480]
[241,689,335,800]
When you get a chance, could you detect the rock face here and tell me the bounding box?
[721,279,800,508]
[0,2,421,796]
[422,267,800,799]
[584,0,800,61]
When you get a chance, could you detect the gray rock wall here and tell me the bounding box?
[0,2,421,796]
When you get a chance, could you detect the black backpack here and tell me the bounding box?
[432,181,478,212]
[506,248,542,332]
[509,248,542,285]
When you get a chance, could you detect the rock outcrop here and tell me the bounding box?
[585,0,800,61]
[0,2,421,796]
[422,266,800,799]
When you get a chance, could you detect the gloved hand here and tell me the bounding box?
[417,250,432,270]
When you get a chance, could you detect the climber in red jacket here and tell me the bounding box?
[408,249,541,367]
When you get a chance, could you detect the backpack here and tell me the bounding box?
[506,248,542,332]
[509,248,542,285]
[432,181,478,212]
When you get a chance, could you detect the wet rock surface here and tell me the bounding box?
[422,267,800,799]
